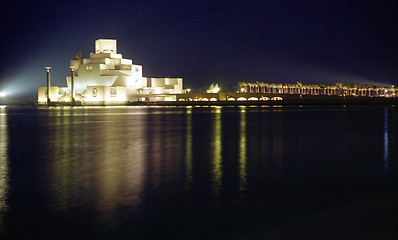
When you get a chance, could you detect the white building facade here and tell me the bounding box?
[38,39,183,105]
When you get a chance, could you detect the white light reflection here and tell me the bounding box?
[212,107,223,198]
[383,107,389,182]
[0,107,8,232]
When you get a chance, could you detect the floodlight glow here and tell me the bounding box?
[0,92,6,97]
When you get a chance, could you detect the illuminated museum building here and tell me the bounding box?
[38,39,183,105]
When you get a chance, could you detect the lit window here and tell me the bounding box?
[110,88,116,97]
[93,88,97,97]
[86,66,93,71]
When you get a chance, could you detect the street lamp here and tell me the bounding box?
[45,66,51,106]
[70,66,75,106]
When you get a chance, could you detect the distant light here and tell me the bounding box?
[0,92,6,97]
[207,83,220,93]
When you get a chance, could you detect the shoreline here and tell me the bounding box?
[40,98,398,107]
[3,96,398,108]
[130,98,398,106]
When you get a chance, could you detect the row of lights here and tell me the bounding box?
[179,97,283,101]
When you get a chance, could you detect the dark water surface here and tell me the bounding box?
[0,105,397,239]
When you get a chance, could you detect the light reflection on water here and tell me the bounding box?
[239,106,247,191]
[0,107,8,233]
[1,106,397,239]
[48,107,147,218]
[185,107,193,191]
[384,107,389,181]
[212,106,223,198]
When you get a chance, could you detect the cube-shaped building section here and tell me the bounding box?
[38,39,183,105]
[95,39,117,53]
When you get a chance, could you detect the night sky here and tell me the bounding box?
[1,0,397,97]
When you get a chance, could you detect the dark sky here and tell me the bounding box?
[1,0,397,97]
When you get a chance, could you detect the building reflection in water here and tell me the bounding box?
[49,107,146,218]
[383,107,389,181]
[144,108,185,194]
[0,107,8,232]
[93,109,146,218]
[239,106,247,191]
[185,107,193,191]
[212,107,223,198]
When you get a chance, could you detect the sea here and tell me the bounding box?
[0,105,397,239]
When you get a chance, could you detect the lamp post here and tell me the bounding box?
[45,66,51,106]
[70,66,75,106]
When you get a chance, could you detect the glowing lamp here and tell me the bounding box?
[0,92,6,97]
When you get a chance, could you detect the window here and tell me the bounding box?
[110,88,116,97]
[93,88,97,97]
[86,66,93,71]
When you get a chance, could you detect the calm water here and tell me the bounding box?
[0,105,397,239]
